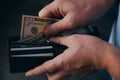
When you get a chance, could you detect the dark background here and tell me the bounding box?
[0,0,118,80]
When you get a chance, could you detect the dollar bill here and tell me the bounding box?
[18,32,45,42]
[20,15,59,41]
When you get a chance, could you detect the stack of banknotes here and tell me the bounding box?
[9,15,99,73]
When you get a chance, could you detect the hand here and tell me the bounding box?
[25,34,120,80]
[39,0,115,36]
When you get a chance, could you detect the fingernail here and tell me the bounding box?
[49,38,54,41]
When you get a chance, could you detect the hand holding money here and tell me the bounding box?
[19,15,95,43]
[19,15,59,42]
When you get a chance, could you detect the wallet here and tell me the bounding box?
[9,26,99,73]
[9,37,67,73]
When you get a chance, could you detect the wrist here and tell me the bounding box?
[102,45,120,79]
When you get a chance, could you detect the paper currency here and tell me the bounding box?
[18,32,45,42]
[20,15,59,41]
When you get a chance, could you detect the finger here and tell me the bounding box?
[44,14,76,36]
[25,56,65,77]
[47,71,67,80]
[25,61,48,77]
[39,1,62,18]
[49,36,71,46]
[38,2,54,18]
[25,60,56,77]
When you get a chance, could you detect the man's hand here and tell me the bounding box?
[25,34,120,80]
[39,0,115,36]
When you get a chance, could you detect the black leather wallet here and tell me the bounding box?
[9,37,67,73]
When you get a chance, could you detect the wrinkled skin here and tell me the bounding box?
[26,35,120,80]
[26,0,120,80]
[38,0,115,36]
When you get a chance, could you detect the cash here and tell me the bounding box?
[18,32,44,42]
[19,15,59,42]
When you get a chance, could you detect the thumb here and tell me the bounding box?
[44,14,75,36]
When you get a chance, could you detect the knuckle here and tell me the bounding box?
[59,60,71,71]
[72,34,79,38]
[52,23,63,33]
[66,19,75,28]
[69,34,79,40]
[41,60,52,73]
[59,60,66,69]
